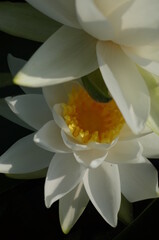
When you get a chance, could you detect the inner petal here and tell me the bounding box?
[62,86,125,144]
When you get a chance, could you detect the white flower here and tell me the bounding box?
[14,0,159,134]
[1,61,159,233]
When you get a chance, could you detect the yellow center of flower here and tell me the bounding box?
[62,86,125,144]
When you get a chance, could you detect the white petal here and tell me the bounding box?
[26,0,80,28]
[122,46,159,76]
[83,162,121,227]
[34,120,71,153]
[59,182,89,234]
[119,158,159,202]
[43,81,80,109]
[6,94,52,130]
[7,54,42,94]
[97,41,150,134]
[0,98,33,130]
[74,149,108,169]
[76,0,114,40]
[106,140,145,164]
[108,0,159,46]
[45,153,85,208]
[52,104,70,133]
[14,26,98,87]
[0,133,52,174]
[61,130,90,151]
[138,133,159,159]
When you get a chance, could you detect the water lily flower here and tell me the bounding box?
[14,0,159,134]
[0,78,159,233]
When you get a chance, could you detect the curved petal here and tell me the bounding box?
[0,133,52,174]
[122,46,159,76]
[45,153,85,208]
[106,140,145,164]
[52,104,70,134]
[26,0,80,28]
[0,98,33,130]
[59,182,89,234]
[83,162,121,227]
[138,133,159,159]
[74,149,108,169]
[75,0,114,40]
[61,130,90,151]
[108,0,159,46]
[14,26,98,87]
[6,94,52,130]
[43,81,80,109]
[34,120,71,153]
[97,41,150,134]
[119,158,159,202]
[7,54,42,94]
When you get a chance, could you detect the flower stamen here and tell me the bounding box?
[62,86,125,144]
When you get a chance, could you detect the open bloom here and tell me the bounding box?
[1,76,159,233]
[14,0,159,134]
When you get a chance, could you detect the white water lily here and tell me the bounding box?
[0,77,159,233]
[14,0,159,134]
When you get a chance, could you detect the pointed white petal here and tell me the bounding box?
[83,162,121,227]
[0,98,33,130]
[59,182,89,234]
[74,149,108,169]
[43,81,80,109]
[14,26,98,87]
[0,133,52,174]
[6,94,52,130]
[106,140,145,164]
[138,133,159,159]
[119,158,159,202]
[26,0,80,28]
[45,153,85,208]
[7,54,41,94]
[97,41,150,134]
[34,120,71,153]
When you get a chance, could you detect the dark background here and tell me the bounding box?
[0,1,159,239]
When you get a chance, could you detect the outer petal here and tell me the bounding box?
[14,26,98,87]
[138,133,159,159]
[83,162,121,227]
[118,158,159,202]
[7,54,41,94]
[26,0,80,28]
[6,94,52,130]
[45,153,85,208]
[97,41,150,134]
[34,120,71,153]
[0,133,52,174]
[59,182,89,234]
[0,99,33,130]
[106,140,145,164]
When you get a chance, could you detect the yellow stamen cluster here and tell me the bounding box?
[62,86,125,144]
